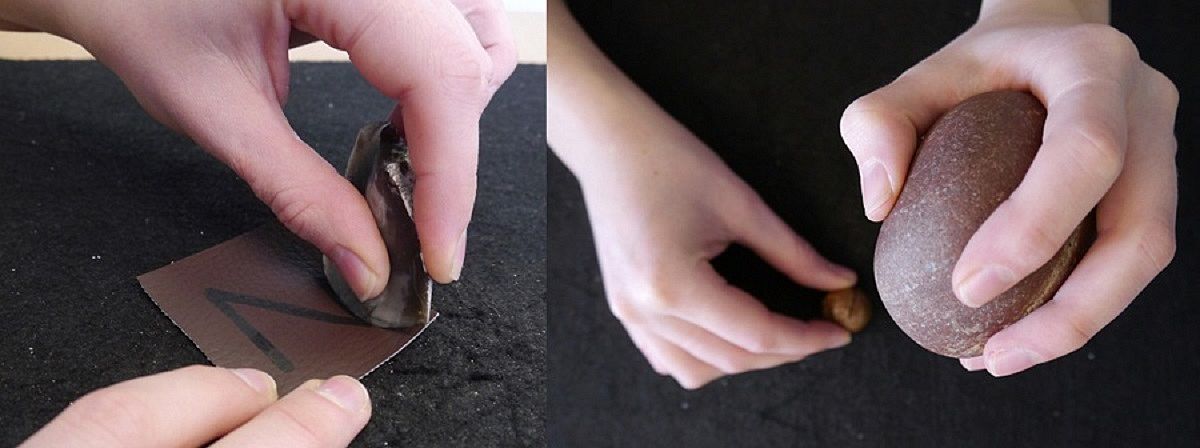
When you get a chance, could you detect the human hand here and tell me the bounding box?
[548,0,856,388]
[840,0,1178,376]
[22,365,370,447]
[0,0,517,293]
[571,103,857,389]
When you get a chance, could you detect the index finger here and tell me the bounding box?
[977,66,1178,376]
[287,0,496,283]
[669,264,851,356]
[722,179,857,290]
[450,0,519,93]
[952,32,1139,307]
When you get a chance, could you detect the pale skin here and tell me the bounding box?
[0,0,518,295]
[550,0,1177,387]
[550,0,856,389]
[3,0,514,444]
[22,366,372,448]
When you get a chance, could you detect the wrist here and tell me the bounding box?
[548,0,672,192]
[549,88,667,194]
[979,0,1109,25]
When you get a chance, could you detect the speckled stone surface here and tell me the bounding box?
[551,1,1199,446]
[875,91,1090,357]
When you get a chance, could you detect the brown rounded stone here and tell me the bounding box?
[873,91,1093,358]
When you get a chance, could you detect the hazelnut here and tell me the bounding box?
[822,288,871,333]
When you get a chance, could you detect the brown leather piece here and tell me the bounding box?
[137,222,435,393]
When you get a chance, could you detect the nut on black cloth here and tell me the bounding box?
[550,0,1199,446]
[0,62,546,446]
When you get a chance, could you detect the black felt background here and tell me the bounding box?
[549,1,1199,446]
[0,62,546,446]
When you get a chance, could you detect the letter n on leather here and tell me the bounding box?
[137,222,435,393]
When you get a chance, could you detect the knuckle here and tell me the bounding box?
[1134,222,1177,273]
[742,331,780,354]
[712,356,751,374]
[607,295,640,323]
[839,93,914,156]
[642,353,667,375]
[1061,315,1098,352]
[265,183,324,238]
[491,44,519,86]
[438,40,493,100]
[631,270,684,313]
[675,373,716,390]
[63,388,151,446]
[272,402,332,447]
[998,209,1064,271]
[719,184,768,231]
[1066,121,1125,181]
[338,0,386,52]
[644,290,681,314]
[1069,24,1139,64]
[839,96,883,138]
[477,0,517,71]
[1146,68,1180,108]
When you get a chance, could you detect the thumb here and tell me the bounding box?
[288,0,493,283]
[840,58,971,221]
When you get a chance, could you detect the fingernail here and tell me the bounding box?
[449,228,468,282]
[860,159,894,220]
[231,368,276,395]
[960,357,986,371]
[954,264,1016,308]
[986,349,1042,377]
[831,332,853,349]
[331,245,382,301]
[829,263,858,284]
[315,375,369,412]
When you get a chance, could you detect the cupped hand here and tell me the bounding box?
[22,365,370,447]
[840,2,1178,376]
[576,104,857,389]
[5,0,517,294]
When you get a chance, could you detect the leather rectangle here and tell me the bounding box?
[138,223,434,393]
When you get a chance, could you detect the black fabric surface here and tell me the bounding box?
[549,1,1199,446]
[0,62,546,446]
